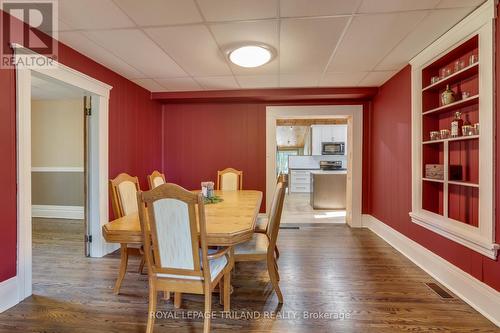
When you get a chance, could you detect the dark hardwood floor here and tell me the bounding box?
[0,218,497,333]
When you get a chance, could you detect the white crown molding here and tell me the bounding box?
[32,205,84,220]
[363,214,500,327]
[31,167,84,173]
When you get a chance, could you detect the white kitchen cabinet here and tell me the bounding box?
[311,126,322,155]
[289,169,314,193]
[311,125,347,155]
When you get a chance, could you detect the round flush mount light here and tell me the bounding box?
[228,44,275,68]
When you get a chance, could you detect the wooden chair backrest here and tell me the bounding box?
[217,168,243,191]
[266,182,286,253]
[137,183,210,281]
[109,173,140,218]
[147,170,166,190]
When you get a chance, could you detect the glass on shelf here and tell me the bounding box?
[430,131,440,141]
[469,54,477,65]
[440,129,450,139]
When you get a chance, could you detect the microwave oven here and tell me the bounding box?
[321,142,345,155]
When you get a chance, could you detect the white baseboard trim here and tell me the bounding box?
[0,276,19,313]
[362,214,500,327]
[32,205,84,220]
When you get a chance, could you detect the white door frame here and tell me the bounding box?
[13,44,115,302]
[266,105,363,227]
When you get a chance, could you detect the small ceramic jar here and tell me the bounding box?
[462,125,474,136]
[430,131,440,141]
[474,123,480,135]
[440,129,451,139]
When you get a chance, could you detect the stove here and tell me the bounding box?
[320,160,343,170]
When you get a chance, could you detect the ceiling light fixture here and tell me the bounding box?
[228,44,275,68]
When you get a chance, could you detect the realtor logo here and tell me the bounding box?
[1,0,58,69]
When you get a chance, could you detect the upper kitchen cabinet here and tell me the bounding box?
[311,125,347,155]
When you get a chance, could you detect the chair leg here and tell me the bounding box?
[274,245,280,259]
[274,261,280,281]
[174,292,182,309]
[113,243,129,294]
[138,256,146,274]
[219,279,224,306]
[146,279,157,333]
[223,272,230,312]
[203,290,212,333]
[267,257,283,303]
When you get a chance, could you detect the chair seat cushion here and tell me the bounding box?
[157,249,227,281]
[235,233,269,256]
[254,214,268,232]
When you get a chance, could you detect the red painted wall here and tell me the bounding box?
[162,102,372,213]
[0,11,163,282]
[162,103,267,210]
[368,65,500,291]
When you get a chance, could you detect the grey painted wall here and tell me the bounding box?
[31,172,84,206]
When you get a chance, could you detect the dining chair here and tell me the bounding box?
[147,170,166,189]
[234,181,285,303]
[137,183,233,333]
[216,168,243,191]
[254,174,288,259]
[109,173,143,294]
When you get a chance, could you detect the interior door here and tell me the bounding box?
[83,96,91,257]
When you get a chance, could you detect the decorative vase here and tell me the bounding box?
[441,85,455,105]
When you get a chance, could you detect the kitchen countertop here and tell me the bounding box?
[310,170,347,174]
[289,168,320,170]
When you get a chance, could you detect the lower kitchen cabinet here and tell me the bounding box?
[289,169,316,193]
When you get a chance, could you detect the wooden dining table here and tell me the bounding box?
[102,190,263,293]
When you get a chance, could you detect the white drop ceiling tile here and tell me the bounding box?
[58,0,135,30]
[210,20,279,74]
[279,73,320,87]
[358,71,396,86]
[327,11,427,72]
[59,31,144,79]
[156,77,202,91]
[84,29,187,78]
[319,72,368,87]
[437,0,486,9]
[144,25,231,76]
[114,0,202,26]
[196,76,239,90]
[358,0,440,13]
[57,20,73,32]
[280,17,349,74]
[132,79,165,92]
[197,0,279,22]
[376,7,472,71]
[236,75,279,88]
[280,0,361,17]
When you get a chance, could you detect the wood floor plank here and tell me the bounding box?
[0,218,497,332]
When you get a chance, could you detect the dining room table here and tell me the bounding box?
[102,189,263,294]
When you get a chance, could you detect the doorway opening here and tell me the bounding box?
[15,44,113,303]
[30,73,91,296]
[266,105,363,228]
[275,118,349,224]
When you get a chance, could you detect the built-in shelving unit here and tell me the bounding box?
[409,0,498,259]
